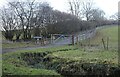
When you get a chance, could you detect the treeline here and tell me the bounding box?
[47,20,95,34]
[0,0,117,41]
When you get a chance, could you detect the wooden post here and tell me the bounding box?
[76,36,78,45]
[89,38,90,48]
[72,35,74,45]
[51,34,53,43]
[102,38,106,50]
[43,38,45,46]
[107,37,109,50]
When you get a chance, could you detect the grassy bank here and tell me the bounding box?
[81,25,118,50]
[2,42,37,49]
[2,25,119,76]
[2,45,119,75]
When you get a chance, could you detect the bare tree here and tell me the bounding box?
[110,12,118,20]
[90,8,105,21]
[9,0,36,40]
[9,2,26,40]
[91,8,105,26]
[68,0,81,19]
[0,7,18,40]
[31,2,53,36]
[82,0,94,21]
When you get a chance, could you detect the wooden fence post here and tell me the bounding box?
[102,38,106,50]
[107,37,109,50]
[89,38,91,48]
[51,34,53,43]
[72,35,74,45]
[76,36,79,45]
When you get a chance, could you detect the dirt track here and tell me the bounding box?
[3,25,107,54]
[2,44,65,54]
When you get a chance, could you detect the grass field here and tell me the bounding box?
[2,35,39,49]
[2,42,37,49]
[81,25,118,50]
[52,25,118,64]
[52,49,118,63]
[2,25,119,76]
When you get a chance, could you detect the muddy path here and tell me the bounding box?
[2,25,114,54]
[2,44,65,54]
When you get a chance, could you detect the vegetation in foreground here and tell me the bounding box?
[2,26,119,76]
[81,25,118,50]
[2,45,119,76]
[2,42,38,49]
[1,0,117,42]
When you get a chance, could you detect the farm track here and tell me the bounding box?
[2,25,116,54]
[2,44,65,54]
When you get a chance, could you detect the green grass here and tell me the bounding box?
[51,25,118,64]
[2,42,37,49]
[52,49,118,64]
[2,25,119,75]
[2,44,118,75]
[2,34,38,49]
[2,51,61,75]
[81,25,118,50]
[3,62,59,75]
[2,45,74,75]
[100,25,118,44]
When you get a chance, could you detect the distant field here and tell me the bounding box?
[2,35,39,49]
[52,49,118,63]
[100,26,118,45]
[2,42,37,49]
[81,25,118,50]
[52,25,118,63]
[2,25,119,75]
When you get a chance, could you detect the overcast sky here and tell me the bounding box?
[47,0,119,18]
[0,0,119,18]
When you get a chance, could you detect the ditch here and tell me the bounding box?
[20,49,120,76]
